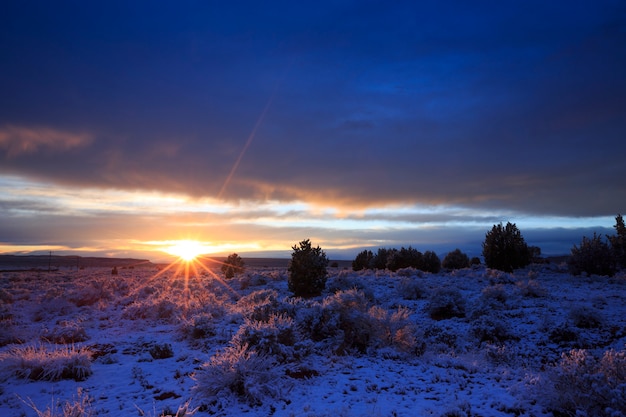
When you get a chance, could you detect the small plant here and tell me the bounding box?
[221,253,245,279]
[482,222,531,272]
[568,232,616,277]
[288,239,328,297]
[442,249,470,270]
[23,387,94,417]
[397,277,426,300]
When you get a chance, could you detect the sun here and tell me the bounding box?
[164,240,208,262]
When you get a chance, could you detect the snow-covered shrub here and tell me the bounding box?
[192,344,289,408]
[234,289,281,322]
[515,279,547,297]
[482,222,531,272]
[122,297,179,322]
[41,320,89,344]
[367,305,423,356]
[33,298,76,322]
[1,345,92,381]
[232,314,303,362]
[471,315,516,345]
[182,313,217,340]
[288,239,328,297]
[320,289,373,354]
[540,348,626,416]
[480,284,508,305]
[442,248,470,270]
[548,326,579,347]
[221,253,245,279]
[397,277,426,300]
[569,305,604,329]
[149,343,174,359]
[427,288,466,320]
[568,233,616,277]
[67,278,113,307]
[423,324,460,352]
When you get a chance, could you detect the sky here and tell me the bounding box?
[1,1,625,261]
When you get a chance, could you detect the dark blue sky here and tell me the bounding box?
[1,1,625,258]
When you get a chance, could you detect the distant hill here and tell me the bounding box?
[0,255,153,271]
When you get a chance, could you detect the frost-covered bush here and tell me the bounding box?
[422,251,441,274]
[366,305,423,356]
[192,344,289,408]
[182,313,217,340]
[515,279,547,298]
[539,348,626,416]
[288,239,328,297]
[427,288,466,320]
[471,315,516,345]
[122,298,179,322]
[235,289,281,322]
[480,284,508,305]
[42,320,89,344]
[221,253,245,279]
[232,314,302,362]
[149,343,174,359]
[397,277,427,300]
[568,233,616,277]
[482,222,531,272]
[67,278,113,307]
[0,345,92,381]
[320,289,373,354]
[569,305,603,329]
[442,248,470,270]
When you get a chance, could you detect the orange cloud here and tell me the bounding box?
[0,125,93,157]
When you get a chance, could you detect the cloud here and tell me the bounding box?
[0,125,93,158]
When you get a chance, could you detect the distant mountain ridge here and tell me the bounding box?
[0,255,153,271]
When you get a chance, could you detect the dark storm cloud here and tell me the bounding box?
[1,1,625,216]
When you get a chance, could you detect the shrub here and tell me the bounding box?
[421,251,441,273]
[482,222,531,272]
[471,315,516,345]
[1,345,92,381]
[24,387,94,417]
[221,253,245,279]
[288,239,328,297]
[397,277,426,300]
[427,288,466,320]
[568,233,616,277]
[442,249,470,270]
[608,214,626,269]
[386,247,423,272]
[515,279,547,298]
[41,320,89,344]
[192,344,289,408]
[352,250,373,271]
[372,248,392,270]
[470,257,481,266]
[149,343,174,359]
[232,314,301,363]
[569,305,603,329]
[541,348,626,416]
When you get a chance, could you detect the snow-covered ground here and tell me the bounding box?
[1,262,625,416]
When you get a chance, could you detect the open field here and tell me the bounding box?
[1,261,625,416]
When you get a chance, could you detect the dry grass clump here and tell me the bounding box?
[23,387,94,417]
[1,345,92,381]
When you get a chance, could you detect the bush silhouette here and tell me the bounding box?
[288,239,328,297]
[222,253,245,279]
[482,222,531,272]
[421,251,441,273]
[608,214,626,269]
[442,249,470,270]
[568,233,616,277]
[352,250,373,271]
